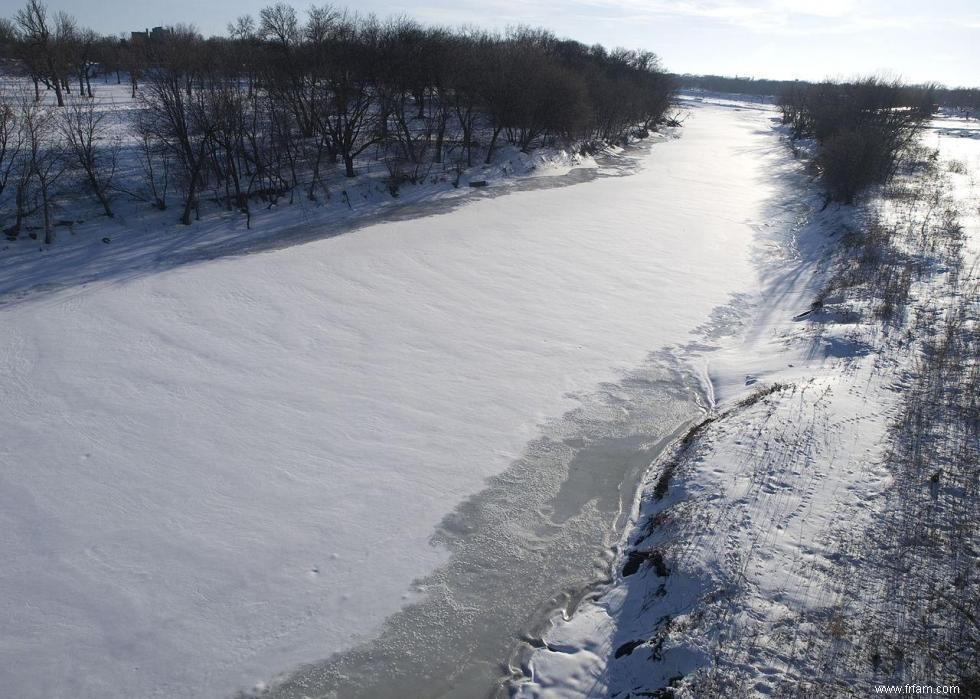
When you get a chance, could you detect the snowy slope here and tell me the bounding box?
[0,101,787,698]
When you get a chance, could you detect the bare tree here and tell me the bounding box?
[259,2,299,48]
[21,97,66,243]
[59,96,118,217]
[140,41,216,225]
[120,36,144,98]
[318,12,381,177]
[227,14,258,96]
[133,110,170,210]
[15,0,64,106]
[63,25,98,98]
[0,88,25,200]
[53,11,78,95]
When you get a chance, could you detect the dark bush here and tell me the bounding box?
[781,78,930,203]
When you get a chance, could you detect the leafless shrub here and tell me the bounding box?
[781,78,931,203]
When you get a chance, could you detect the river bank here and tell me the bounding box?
[515,102,980,698]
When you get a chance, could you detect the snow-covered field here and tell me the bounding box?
[515,109,980,697]
[0,100,796,698]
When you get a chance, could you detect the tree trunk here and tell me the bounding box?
[97,191,113,218]
[13,181,26,237]
[344,154,355,178]
[308,140,325,200]
[42,181,52,244]
[485,126,503,165]
[50,66,64,106]
[180,167,201,225]
[460,117,474,167]
[433,115,446,164]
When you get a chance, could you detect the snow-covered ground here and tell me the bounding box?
[515,110,980,697]
[0,100,795,698]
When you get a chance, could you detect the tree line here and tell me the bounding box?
[777,78,935,204]
[0,0,675,240]
[678,73,979,203]
[677,73,980,114]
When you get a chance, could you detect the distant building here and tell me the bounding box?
[130,26,172,42]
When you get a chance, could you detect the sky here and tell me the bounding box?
[0,0,976,86]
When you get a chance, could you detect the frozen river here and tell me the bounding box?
[269,355,703,698]
[0,100,791,698]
